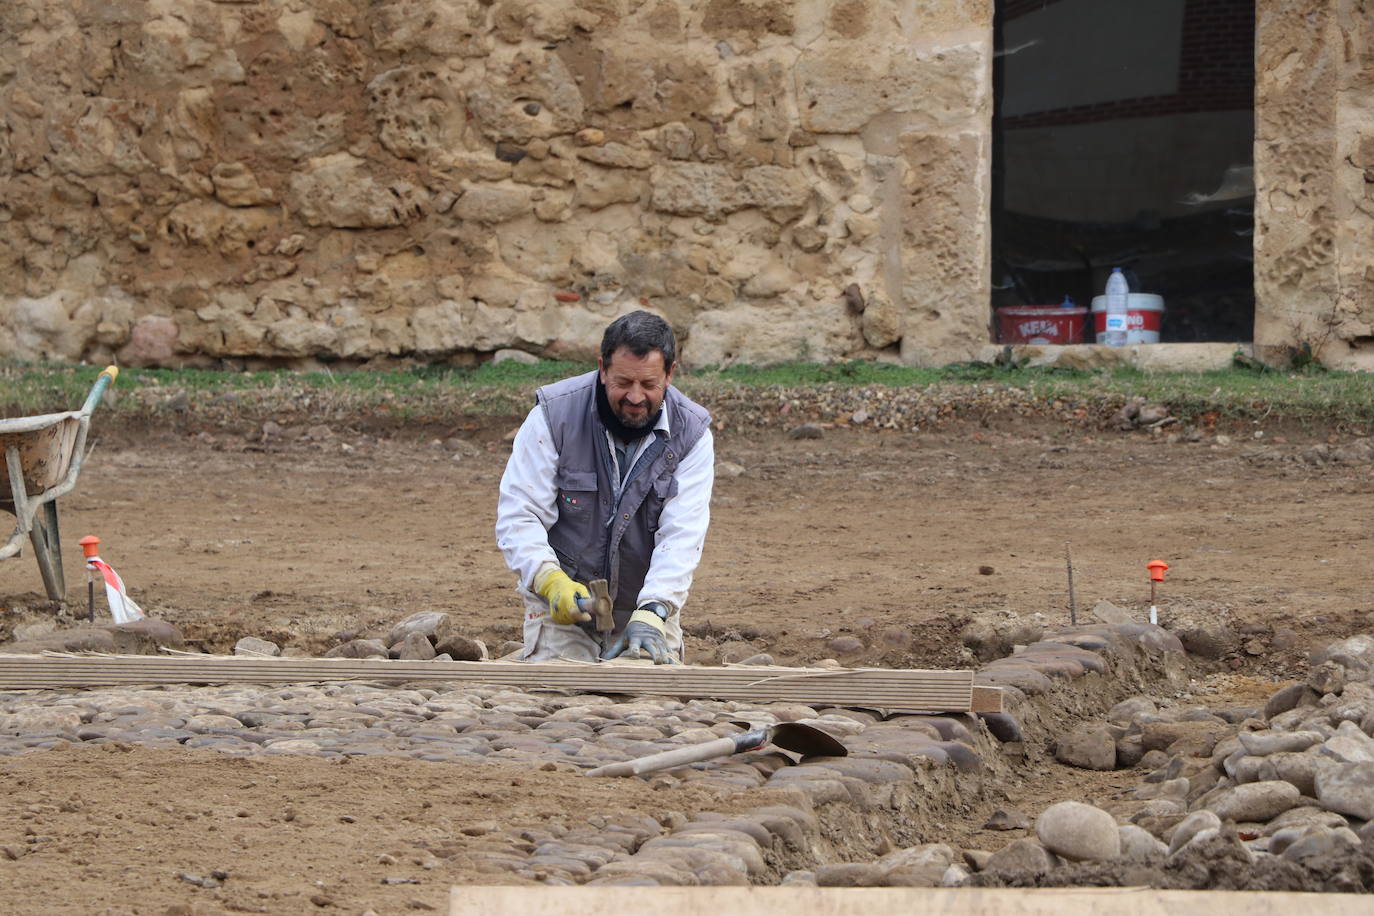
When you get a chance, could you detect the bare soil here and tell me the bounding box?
[2,412,1373,911]
[0,744,763,915]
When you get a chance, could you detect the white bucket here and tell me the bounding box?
[1090,293,1165,345]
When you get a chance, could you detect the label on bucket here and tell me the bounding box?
[996,306,1087,345]
[1016,319,1062,339]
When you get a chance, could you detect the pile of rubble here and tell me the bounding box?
[958,635,1374,891]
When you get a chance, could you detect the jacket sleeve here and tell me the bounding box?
[495,405,561,590]
[636,427,714,614]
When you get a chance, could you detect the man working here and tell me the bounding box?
[496,310,714,664]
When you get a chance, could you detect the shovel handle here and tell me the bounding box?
[585,729,768,778]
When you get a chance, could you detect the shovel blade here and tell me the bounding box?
[770,722,849,759]
[729,720,848,760]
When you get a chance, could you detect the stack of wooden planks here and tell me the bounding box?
[0,654,1002,714]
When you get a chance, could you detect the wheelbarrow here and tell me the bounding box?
[0,366,119,601]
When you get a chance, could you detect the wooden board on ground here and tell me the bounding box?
[0,654,999,714]
[448,886,1368,916]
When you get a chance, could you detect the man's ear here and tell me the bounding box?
[597,355,606,382]
[665,360,678,385]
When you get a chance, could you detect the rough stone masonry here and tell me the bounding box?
[0,1,1370,369]
[0,0,992,369]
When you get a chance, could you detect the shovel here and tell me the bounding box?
[584,721,847,778]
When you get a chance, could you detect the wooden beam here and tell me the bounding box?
[0,654,997,715]
[448,886,1369,916]
[970,685,1005,714]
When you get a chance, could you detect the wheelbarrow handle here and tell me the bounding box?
[80,366,120,416]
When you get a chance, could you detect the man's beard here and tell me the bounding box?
[613,396,657,429]
[595,376,661,441]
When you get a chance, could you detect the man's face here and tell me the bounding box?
[599,346,675,429]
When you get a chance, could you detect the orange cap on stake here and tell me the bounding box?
[1147,560,1169,582]
[79,535,101,559]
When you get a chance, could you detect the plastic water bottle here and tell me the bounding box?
[1103,268,1129,347]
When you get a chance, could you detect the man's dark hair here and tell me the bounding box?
[600,310,676,368]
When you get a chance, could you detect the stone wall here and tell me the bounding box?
[0,0,992,369]
[1253,0,1374,370]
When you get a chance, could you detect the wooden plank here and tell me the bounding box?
[0,654,983,714]
[448,886,1370,916]
[970,685,1005,714]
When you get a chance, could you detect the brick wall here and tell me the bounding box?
[1003,0,1069,20]
[1003,0,1253,129]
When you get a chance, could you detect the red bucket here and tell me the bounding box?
[996,306,1088,345]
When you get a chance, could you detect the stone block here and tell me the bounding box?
[1035,801,1121,862]
[684,303,854,368]
[649,164,808,221]
[796,44,984,134]
[1209,781,1301,822]
[1056,724,1118,771]
[896,130,987,366]
[233,636,281,657]
[210,162,275,207]
[370,0,490,57]
[1315,761,1374,820]
[973,664,1054,696]
[1238,730,1324,756]
[433,624,489,662]
[324,638,389,659]
[814,863,886,887]
[467,50,584,142]
[1140,720,1228,757]
[387,611,450,648]
[453,185,534,224]
[117,315,180,367]
[290,153,427,228]
[367,67,466,161]
[1264,683,1320,720]
[983,838,1056,876]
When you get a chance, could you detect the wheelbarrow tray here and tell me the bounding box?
[0,368,118,600]
[0,410,85,500]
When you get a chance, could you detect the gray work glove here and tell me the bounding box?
[601,605,678,665]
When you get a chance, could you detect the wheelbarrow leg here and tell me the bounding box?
[30,501,65,602]
[5,444,30,552]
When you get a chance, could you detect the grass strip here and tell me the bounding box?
[3,358,1372,430]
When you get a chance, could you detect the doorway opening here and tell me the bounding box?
[991,0,1255,344]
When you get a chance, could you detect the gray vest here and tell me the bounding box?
[537,371,710,611]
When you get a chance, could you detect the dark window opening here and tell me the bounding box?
[991,0,1255,344]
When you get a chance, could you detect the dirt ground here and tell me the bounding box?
[4,413,1369,669]
[2,411,1373,912]
[0,744,765,914]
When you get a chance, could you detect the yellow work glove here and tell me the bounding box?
[533,566,591,626]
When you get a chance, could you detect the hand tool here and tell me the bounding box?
[584,720,847,778]
[574,578,614,633]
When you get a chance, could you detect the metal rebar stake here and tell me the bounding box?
[1065,542,1077,626]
